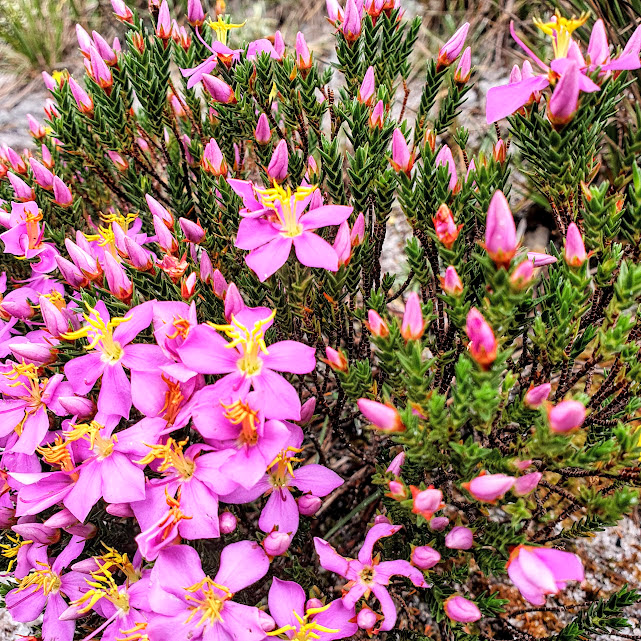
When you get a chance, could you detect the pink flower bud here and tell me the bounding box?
[527,251,557,267]
[111,0,133,22]
[357,606,379,631]
[429,516,449,531]
[43,99,60,122]
[435,144,458,191]
[39,295,68,336]
[187,0,205,26]
[387,480,407,500]
[146,194,173,226]
[42,71,57,91]
[548,399,586,433]
[202,74,236,104]
[411,545,441,570]
[524,383,551,409]
[548,61,580,126]
[333,221,352,267]
[107,150,128,172]
[59,395,95,419]
[41,144,54,169]
[390,128,414,175]
[267,139,288,182]
[124,236,154,272]
[153,215,178,254]
[7,172,34,201]
[432,203,462,248]
[1,299,34,320]
[29,158,54,190]
[465,307,497,368]
[514,472,542,496]
[374,514,391,525]
[273,31,285,59]
[358,66,376,104]
[343,0,362,42]
[179,217,205,244]
[27,114,46,139]
[440,265,463,296]
[437,23,470,69]
[386,451,405,476]
[156,0,172,39]
[56,255,89,288]
[106,503,134,517]
[219,511,237,534]
[510,259,534,289]
[324,346,348,372]
[298,494,322,516]
[365,309,389,338]
[202,138,227,176]
[4,146,27,173]
[462,472,515,503]
[254,113,271,145]
[445,526,474,550]
[564,222,587,267]
[263,531,291,557]
[53,176,73,207]
[299,397,316,425]
[92,31,118,65]
[484,190,517,267]
[104,252,133,303]
[10,341,58,365]
[411,486,443,519]
[69,77,94,114]
[76,24,92,56]
[199,251,214,284]
[454,47,472,84]
[295,32,312,70]
[181,272,197,299]
[211,268,227,297]
[326,0,344,22]
[358,398,404,432]
[401,292,424,341]
[369,100,385,129]
[444,595,481,623]
[88,45,113,89]
[510,64,522,84]
[351,213,365,246]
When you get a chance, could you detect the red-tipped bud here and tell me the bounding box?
[358,66,376,105]
[465,307,497,367]
[324,346,348,372]
[462,471,515,503]
[254,114,271,145]
[390,128,414,175]
[267,140,288,183]
[53,176,73,207]
[524,383,551,409]
[111,0,134,22]
[202,74,236,104]
[401,292,424,340]
[342,0,362,42]
[432,203,462,248]
[369,99,385,129]
[484,190,517,267]
[179,217,205,244]
[107,151,129,172]
[564,222,587,267]
[365,309,389,337]
[454,46,472,84]
[437,22,469,69]
[156,0,172,39]
[510,259,534,289]
[181,272,197,299]
[202,138,228,176]
[295,32,312,70]
[440,265,463,296]
[357,398,405,432]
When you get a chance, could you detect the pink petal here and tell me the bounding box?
[300,205,352,230]
[178,325,240,374]
[372,583,398,632]
[177,479,220,540]
[486,76,549,123]
[151,545,205,604]
[100,453,145,504]
[252,368,301,420]
[121,344,170,372]
[42,592,75,641]
[235,217,279,250]
[507,556,546,605]
[245,235,293,282]
[290,464,343,496]
[214,540,270,593]
[313,599,358,640]
[376,559,428,587]
[219,601,268,641]
[98,362,131,418]
[509,20,548,71]
[112,300,154,345]
[12,407,49,454]
[293,232,339,271]
[262,340,316,374]
[259,487,299,534]
[532,548,584,583]
[6,585,47,622]
[313,537,349,578]
[358,523,402,564]
[64,352,104,395]
[268,578,306,630]
[220,477,271,504]
[64,461,103,521]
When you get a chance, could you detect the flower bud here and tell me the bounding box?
[92,30,118,65]
[445,526,474,550]
[358,66,375,104]
[484,190,517,267]
[179,218,205,244]
[273,31,285,59]
[387,480,407,500]
[444,595,481,623]
[40,295,69,336]
[429,516,449,531]
[564,222,587,267]
[27,114,46,139]
[351,213,365,246]
[411,486,443,519]
[386,451,405,476]
[437,22,469,69]
[1,299,34,320]
[104,252,133,303]
[411,545,441,570]
[365,309,389,337]
[211,268,227,297]
[524,383,551,409]
[390,128,414,175]
[29,158,54,190]
[369,100,385,129]
[146,194,173,226]
[107,151,128,172]
[42,71,57,91]
[358,398,404,432]
[7,172,34,201]
[219,511,237,534]
[153,215,178,254]
[111,0,133,22]
[295,32,312,70]
[41,144,54,169]
[299,398,316,425]
[59,395,95,419]
[298,494,322,516]
[76,24,92,57]
[88,45,113,89]
[465,307,497,368]
[267,139,288,183]
[435,144,458,191]
[201,138,227,176]
[401,292,424,341]
[527,251,557,267]
[462,472,515,503]
[514,472,542,496]
[53,176,73,207]
[510,259,534,289]
[343,0,362,42]
[326,0,344,22]
[56,255,89,289]
[454,47,472,84]
[198,251,213,285]
[548,60,580,126]
[324,346,348,372]
[254,113,271,145]
[440,265,463,296]
[548,399,586,433]
[263,531,291,557]
[181,272,197,299]
[493,138,507,164]
[357,606,379,631]
[187,0,205,26]
[124,236,154,272]
[224,283,244,322]
[156,0,172,39]
[333,221,351,267]
[202,74,236,104]
[432,203,462,248]
[374,514,391,525]
[10,341,58,365]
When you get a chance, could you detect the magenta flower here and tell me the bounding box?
[507,544,584,605]
[5,536,85,641]
[267,139,289,182]
[147,542,271,641]
[357,398,404,432]
[229,180,352,281]
[524,383,551,408]
[466,308,497,368]
[314,523,428,632]
[63,301,169,418]
[177,306,316,420]
[222,441,343,536]
[437,22,469,68]
[268,578,357,640]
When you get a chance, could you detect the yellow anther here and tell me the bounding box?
[254,183,317,238]
[207,16,246,45]
[136,438,195,479]
[267,446,303,485]
[71,569,130,615]
[64,421,116,459]
[221,398,260,445]
[95,543,139,583]
[118,621,149,641]
[184,577,232,627]
[0,534,33,572]
[16,560,61,595]
[38,435,74,472]
[533,11,589,59]
[267,602,338,640]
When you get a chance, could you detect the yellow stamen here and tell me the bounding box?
[71,567,130,615]
[0,534,33,572]
[64,420,117,459]
[254,183,316,238]
[207,16,246,46]
[221,398,260,445]
[136,438,195,480]
[533,11,589,59]
[184,577,232,627]
[267,446,303,486]
[267,602,338,640]
[16,560,61,595]
[95,543,140,583]
[118,621,149,641]
[38,435,75,473]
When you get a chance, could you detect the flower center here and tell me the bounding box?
[136,438,196,480]
[0,534,33,572]
[267,446,304,487]
[65,420,117,460]
[359,565,376,584]
[17,561,61,595]
[161,377,186,425]
[255,183,316,238]
[184,577,232,627]
[267,604,339,641]
[38,435,76,473]
[24,207,44,250]
[221,398,260,445]
[209,310,276,378]
[71,568,131,615]
[533,11,589,59]
[3,363,45,413]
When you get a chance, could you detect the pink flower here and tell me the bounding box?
[147,543,271,640]
[314,523,428,632]
[438,23,469,69]
[358,66,376,104]
[548,59,582,125]
[401,292,424,340]
[548,399,586,433]
[484,190,517,267]
[445,526,474,550]
[514,472,542,496]
[524,383,551,408]
[432,203,462,248]
[507,544,584,605]
[465,308,497,368]
[268,578,357,639]
[342,0,362,42]
[528,251,557,267]
[63,301,169,418]
[435,145,458,191]
[462,472,515,503]
[177,306,315,420]
[230,180,352,281]
[444,595,481,622]
[254,113,271,144]
[357,398,404,432]
[564,222,587,267]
